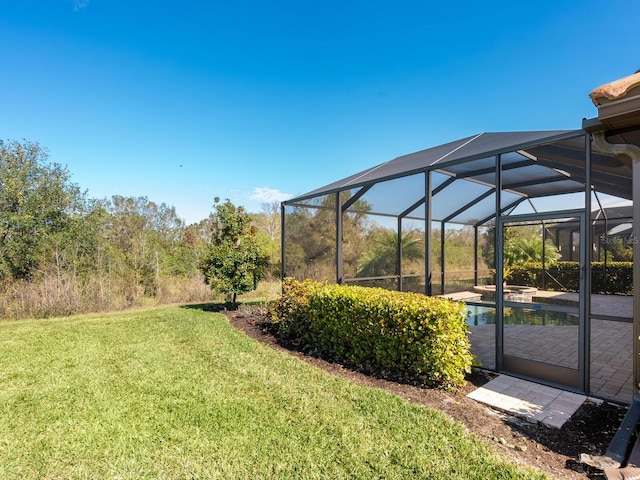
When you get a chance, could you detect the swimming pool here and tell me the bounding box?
[466,305,578,327]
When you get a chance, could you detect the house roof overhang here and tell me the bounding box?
[584,71,640,151]
[589,71,640,131]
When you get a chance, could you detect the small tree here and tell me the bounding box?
[199,199,269,307]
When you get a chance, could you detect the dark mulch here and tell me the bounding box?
[224,307,628,479]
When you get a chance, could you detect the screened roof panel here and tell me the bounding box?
[527,141,631,198]
[592,203,632,220]
[431,171,454,190]
[406,203,425,220]
[535,151,631,199]
[501,164,572,189]
[438,155,496,178]
[498,190,528,213]
[289,130,576,202]
[511,179,586,198]
[432,179,492,222]
[466,172,496,187]
[508,200,537,216]
[544,206,632,236]
[501,150,536,164]
[528,192,586,213]
[447,192,496,225]
[286,193,334,208]
[345,173,425,217]
[284,129,636,226]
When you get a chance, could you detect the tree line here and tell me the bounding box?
[282,194,490,287]
[0,140,280,319]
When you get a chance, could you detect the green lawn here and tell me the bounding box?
[0,306,547,479]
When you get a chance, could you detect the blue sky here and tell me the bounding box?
[1,0,638,224]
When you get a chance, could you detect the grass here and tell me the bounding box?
[0,306,548,479]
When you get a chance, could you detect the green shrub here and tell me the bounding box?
[508,261,632,295]
[269,278,472,389]
[269,278,318,345]
[592,262,633,295]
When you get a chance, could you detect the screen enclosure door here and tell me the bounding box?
[498,211,586,391]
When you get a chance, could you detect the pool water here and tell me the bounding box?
[466,305,578,327]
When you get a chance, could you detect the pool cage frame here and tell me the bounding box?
[281,128,637,407]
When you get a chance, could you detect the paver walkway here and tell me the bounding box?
[467,374,587,428]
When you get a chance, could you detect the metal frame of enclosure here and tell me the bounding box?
[282,128,637,405]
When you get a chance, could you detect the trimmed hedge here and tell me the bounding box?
[269,278,472,389]
[508,261,632,295]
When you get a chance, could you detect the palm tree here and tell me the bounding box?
[357,228,423,278]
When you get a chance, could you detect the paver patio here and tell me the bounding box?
[464,293,634,404]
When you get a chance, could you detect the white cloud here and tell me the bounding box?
[249,187,292,203]
[72,0,90,11]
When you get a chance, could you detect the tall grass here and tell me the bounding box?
[0,306,547,479]
[0,274,282,320]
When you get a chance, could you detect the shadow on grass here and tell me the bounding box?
[181,299,273,313]
[181,302,228,312]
